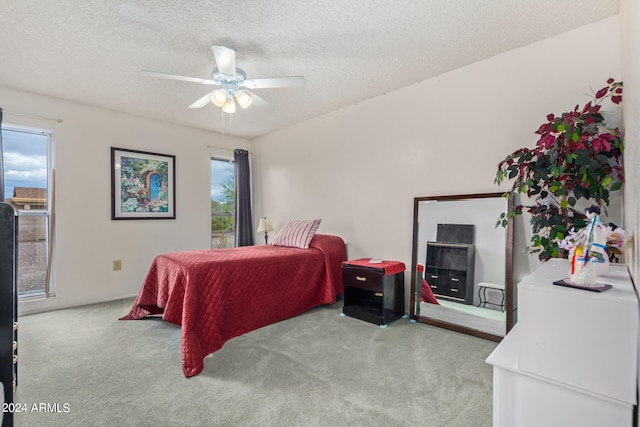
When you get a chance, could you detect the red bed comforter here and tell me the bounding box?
[120,234,345,377]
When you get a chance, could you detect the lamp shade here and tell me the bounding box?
[257,218,274,233]
[234,90,253,109]
[222,97,236,113]
[211,89,227,107]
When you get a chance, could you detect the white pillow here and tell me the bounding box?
[271,219,322,249]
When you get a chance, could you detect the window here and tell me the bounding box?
[1,126,54,298]
[210,157,235,248]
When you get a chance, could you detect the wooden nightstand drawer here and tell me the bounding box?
[342,266,382,291]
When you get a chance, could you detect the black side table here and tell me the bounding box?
[341,258,405,327]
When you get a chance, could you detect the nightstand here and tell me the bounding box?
[341,258,405,327]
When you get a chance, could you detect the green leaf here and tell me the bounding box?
[568,196,577,207]
[610,181,622,191]
[550,165,564,178]
[560,199,568,209]
[572,133,580,142]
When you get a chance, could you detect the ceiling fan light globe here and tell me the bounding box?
[211,89,227,107]
[222,98,236,113]
[235,91,253,109]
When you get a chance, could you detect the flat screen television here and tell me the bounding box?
[426,243,469,271]
[436,224,475,244]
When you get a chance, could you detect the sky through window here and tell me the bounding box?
[2,129,47,199]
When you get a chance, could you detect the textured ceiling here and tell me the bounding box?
[0,1,617,139]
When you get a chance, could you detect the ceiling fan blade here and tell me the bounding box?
[212,45,236,76]
[140,70,216,85]
[244,90,273,109]
[243,76,306,89]
[188,91,215,109]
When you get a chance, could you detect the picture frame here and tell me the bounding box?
[111,147,176,220]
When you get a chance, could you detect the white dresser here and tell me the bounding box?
[486,259,639,427]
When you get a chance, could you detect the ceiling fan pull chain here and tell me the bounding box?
[220,108,226,135]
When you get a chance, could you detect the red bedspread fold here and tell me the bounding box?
[120,234,346,377]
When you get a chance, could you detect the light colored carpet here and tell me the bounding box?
[14,298,496,427]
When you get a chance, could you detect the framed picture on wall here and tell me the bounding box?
[111,147,176,220]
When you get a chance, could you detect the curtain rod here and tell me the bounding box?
[1,109,63,123]
[207,145,252,154]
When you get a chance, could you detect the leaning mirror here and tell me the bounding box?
[410,192,514,341]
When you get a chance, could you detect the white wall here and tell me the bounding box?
[253,17,622,303]
[621,0,640,281]
[619,3,640,426]
[0,86,251,314]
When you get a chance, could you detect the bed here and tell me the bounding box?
[120,232,346,377]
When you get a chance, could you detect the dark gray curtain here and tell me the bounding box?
[234,149,254,247]
[0,108,4,201]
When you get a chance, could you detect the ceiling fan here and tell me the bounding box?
[140,45,306,113]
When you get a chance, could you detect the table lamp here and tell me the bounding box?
[257,217,274,244]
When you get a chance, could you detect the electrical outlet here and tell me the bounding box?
[113,260,122,271]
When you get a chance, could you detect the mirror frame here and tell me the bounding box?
[409,192,514,342]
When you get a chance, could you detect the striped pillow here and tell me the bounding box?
[271,219,322,249]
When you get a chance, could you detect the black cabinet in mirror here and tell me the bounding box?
[425,242,475,305]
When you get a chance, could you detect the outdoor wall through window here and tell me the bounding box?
[211,157,235,248]
[1,125,54,299]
